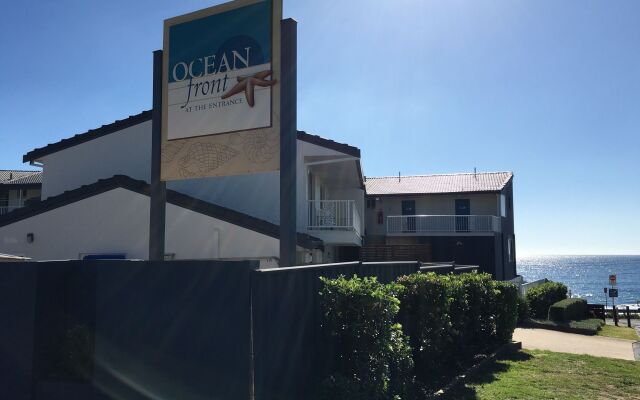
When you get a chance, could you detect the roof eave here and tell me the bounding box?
[23,110,153,163]
[0,183,42,189]
[366,190,503,196]
[297,130,360,158]
[0,175,321,250]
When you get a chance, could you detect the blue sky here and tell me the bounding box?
[1,0,638,256]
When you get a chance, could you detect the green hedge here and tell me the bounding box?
[527,318,603,335]
[494,281,519,342]
[525,281,568,319]
[396,273,451,383]
[458,273,498,351]
[516,295,530,324]
[548,298,588,322]
[319,276,414,400]
[320,272,519,396]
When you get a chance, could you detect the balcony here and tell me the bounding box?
[308,200,361,237]
[387,215,501,235]
[0,201,25,216]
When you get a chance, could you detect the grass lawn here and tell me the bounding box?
[597,324,639,341]
[449,349,640,400]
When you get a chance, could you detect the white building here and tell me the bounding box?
[0,111,364,267]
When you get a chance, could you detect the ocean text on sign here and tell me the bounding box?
[173,49,252,109]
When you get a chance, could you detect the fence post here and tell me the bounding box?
[613,306,619,327]
[626,306,632,328]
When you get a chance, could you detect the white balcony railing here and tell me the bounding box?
[308,200,361,236]
[0,202,25,216]
[387,215,501,234]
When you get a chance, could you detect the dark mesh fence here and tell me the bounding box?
[0,259,467,400]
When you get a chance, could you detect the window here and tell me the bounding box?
[377,210,384,224]
[307,171,315,201]
[507,237,514,262]
[366,197,376,209]
[500,194,506,217]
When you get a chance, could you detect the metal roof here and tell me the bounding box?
[365,172,513,195]
[0,170,42,186]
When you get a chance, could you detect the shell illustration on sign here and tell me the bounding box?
[177,142,239,178]
[161,141,187,163]
[221,70,277,107]
[242,131,278,163]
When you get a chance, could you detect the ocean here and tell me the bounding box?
[517,255,640,306]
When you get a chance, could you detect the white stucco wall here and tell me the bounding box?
[40,120,152,199]
[167,139,361,237]
[35,118,363,246]
[165,202,279,260]
[0,188,281,262]
[167,171,281,224]
[0,189,150,260]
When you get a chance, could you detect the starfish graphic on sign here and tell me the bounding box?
[221,70,277,107]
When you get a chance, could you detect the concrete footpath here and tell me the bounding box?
[513,328,636,361]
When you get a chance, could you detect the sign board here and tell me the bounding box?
[608,288,618,298]
[161,0,282,180]
[609,274,617,286]
[604,287,608,294]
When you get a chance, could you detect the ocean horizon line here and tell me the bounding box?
[518,254,640,258]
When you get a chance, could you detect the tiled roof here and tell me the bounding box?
[23,111,360,161]
[0,175,322,250]
[0,170,42,186]
[365,172,513,195]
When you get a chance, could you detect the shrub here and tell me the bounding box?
[320,272,521,397]
[319,275,415,400]
[525,281,567,319]
[438,273,467,357]
[457,273,498,352]
[527,318,603,335]
[494,282,519,343]
[548,298,588,322]
[388,323,415,400]
[396,273,452,382]
[516,295,530,324]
